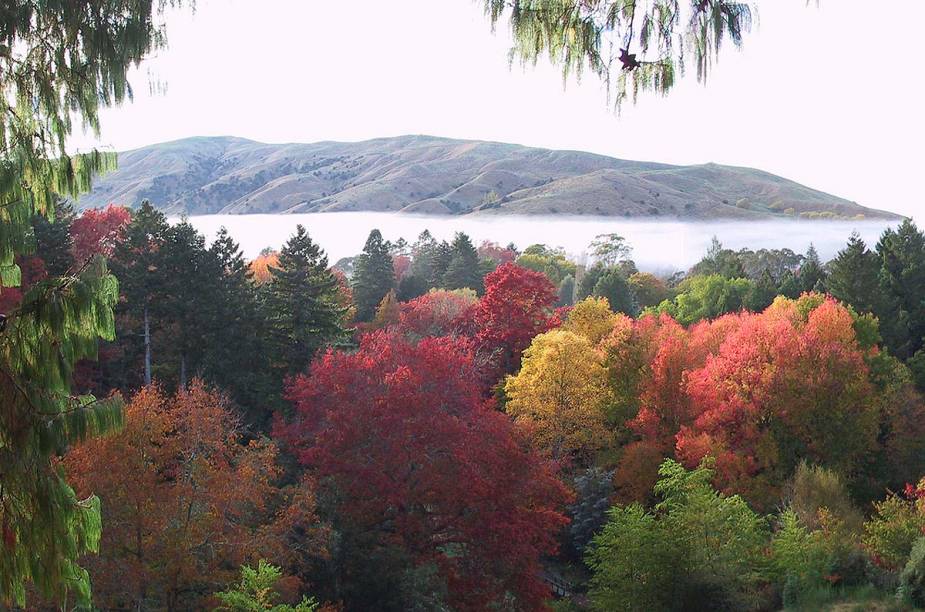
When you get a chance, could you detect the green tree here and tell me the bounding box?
[215,560,318,612]
[33,202,76,277]
[109,201,171,389]
[558,273,576,307]
[0,2,177,605]
[654,274,753,325]
[589,233,632,266]
[799,243,826,293]
[743,269,777,312]
[900,537,925,608]
[516,244,576,286]
[587,459,767,611]
[352,229,395,321]
[690,237,746,279]
[159,218,212,388]
[592,268,639,317]
[266,225,346,376]
[442,231,483,292]
[877,220,925,360]
[826,232,881,314]
[577,262,607,300]
[201,227,274,427]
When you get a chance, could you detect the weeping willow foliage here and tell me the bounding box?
[483,0,755,109]
[0,1,181,606]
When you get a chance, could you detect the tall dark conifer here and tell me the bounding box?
[109,201,170,390]
[159,219,212,388]
[202,228,273,426]
[877,220,925,360]
[826,232,881,314]
[798,244,826,293]
[351,229,395,322]
[266,225,346,375]
[442,232,483,293]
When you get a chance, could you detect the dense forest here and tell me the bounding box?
[5,198,925,610]
[2,1,923,611]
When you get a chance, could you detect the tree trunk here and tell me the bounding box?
[144,303,152,386]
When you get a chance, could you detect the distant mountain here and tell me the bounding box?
[77,135,900,220]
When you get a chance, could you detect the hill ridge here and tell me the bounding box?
[77,135,900,220]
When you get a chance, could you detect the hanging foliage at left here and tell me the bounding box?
[0,1,182,606]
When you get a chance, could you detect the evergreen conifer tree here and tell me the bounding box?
[202,228,274,426]
[798,244,826,293]
[0,3,178,605]
[109,201,171,389]
[877,220,925,360]
[743,269,777,312]
[351,229,395,321]
[442,232,483,292]
[266,225,346,375]
[826,232,881,315]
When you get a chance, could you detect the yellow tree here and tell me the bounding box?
[562,296,619,345]
[505,329,611,464]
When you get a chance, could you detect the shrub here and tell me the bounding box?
[863,492,925,570]
[899,537,925,607]
[586,459,767,611]
[214,560,318,611]
[786,462,864,532]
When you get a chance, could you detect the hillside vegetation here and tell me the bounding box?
[77,135,899,220]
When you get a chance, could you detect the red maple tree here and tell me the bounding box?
[276,330,570,611]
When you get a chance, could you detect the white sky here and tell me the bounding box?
[68,0,925,219]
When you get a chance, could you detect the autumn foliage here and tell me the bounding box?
[69,205,131,262]
[395,288,477,339]
[63,382,319,610]
[276,330,570,610]
[471,262,558,378]
[677,298,879,507]
[249,250,281,285]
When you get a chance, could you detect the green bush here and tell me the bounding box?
[214,560,318,612]
[586,459,768,611]
[863,494,925,570]
[899,537,925,607]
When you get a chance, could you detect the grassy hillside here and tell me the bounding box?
[77,135,901,220]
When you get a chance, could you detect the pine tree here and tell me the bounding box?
[826,232,881,315]
[442,232,483,292]
[0,3,177,605]
[798,244,826,293]
[202,228,274,426]
[109,201,171,389]
[877,220,925,360]
[397,273,429,301]
[159,219,212,388]
[351,229,395,321]
[578,263,607,300]
[266,225,346,375]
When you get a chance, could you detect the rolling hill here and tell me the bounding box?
[76,135,900,220]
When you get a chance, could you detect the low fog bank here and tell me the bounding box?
[180,213,903,275]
